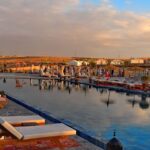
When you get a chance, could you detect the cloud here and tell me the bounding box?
[0,0,149,57]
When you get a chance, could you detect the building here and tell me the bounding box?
[68,60,83,66]
[110,59,124,66]
[96,59,108,65]
[145,59,150,65]
[130,58,145,64]
[10,65,40,73]
[82,61,89,66]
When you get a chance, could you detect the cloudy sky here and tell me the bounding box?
[0,0,149,57]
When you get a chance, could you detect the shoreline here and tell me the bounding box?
[0,73,150,97]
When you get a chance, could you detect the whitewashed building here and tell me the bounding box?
[82,61,89,66]
[146,59,150,64]
[68,60,82,66]
[111,59,124,65]
[130,58,145,64]
[96,59,108,65]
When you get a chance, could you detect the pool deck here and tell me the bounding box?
[0,100,103,150]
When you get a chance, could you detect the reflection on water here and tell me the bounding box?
[101,91,116,108]
[127,95,139,108]
[127,95,150,111]
[3,78,6,83]
[0,78,150,150]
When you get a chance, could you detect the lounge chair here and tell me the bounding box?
[0,118,76,140]
[0,115,45,125]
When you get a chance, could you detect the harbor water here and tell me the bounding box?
[0,76,150,150]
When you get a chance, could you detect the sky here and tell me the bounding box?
[0,0,149,57]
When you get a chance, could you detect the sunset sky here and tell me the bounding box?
[0,0,149,57]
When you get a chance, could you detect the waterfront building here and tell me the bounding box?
[9,65,40,73]
[145,58,150,65]
[68,60,83,66]
[96,59,108,65]
[130,58,145,64]
[82,61,89,66]
[110,59,124,66]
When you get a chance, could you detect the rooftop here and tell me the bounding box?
[0,99,103,150]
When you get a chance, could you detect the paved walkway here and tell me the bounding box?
[0,100,103,150]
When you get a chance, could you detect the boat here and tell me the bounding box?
[91,78,150,93]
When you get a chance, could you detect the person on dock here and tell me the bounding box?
[105,71,111,80]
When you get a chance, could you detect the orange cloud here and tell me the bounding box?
[0,0,149,57]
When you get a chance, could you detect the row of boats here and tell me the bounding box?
[2,73,150,94]
[57,75,150,92]
[90,77,150,92]
[39,73,150,93]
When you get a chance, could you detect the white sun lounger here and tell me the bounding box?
[0,115,45,125]
[0,118,76,140]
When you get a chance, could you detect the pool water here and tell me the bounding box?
[0,78,150,150]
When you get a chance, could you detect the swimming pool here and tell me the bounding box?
[0,77,150,150]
